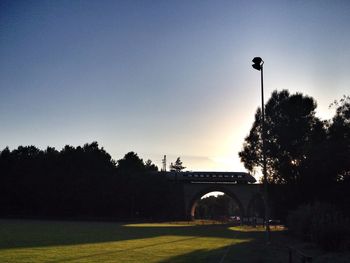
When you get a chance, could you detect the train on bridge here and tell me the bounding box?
[163,171,256,184]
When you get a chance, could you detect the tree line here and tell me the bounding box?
[1,90,349,221]
[0,143,184,220]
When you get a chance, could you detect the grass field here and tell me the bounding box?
[0,219,345,263]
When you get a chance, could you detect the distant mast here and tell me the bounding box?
[162,155,167,171]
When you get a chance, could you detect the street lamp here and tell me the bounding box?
[252,57,270,242]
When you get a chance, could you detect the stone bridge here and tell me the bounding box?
[165,171,265,219]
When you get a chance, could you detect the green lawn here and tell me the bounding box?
[0,219,302,262]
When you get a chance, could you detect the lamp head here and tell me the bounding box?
[252,57,263,71]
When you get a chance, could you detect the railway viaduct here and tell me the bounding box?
[165,171,264,219]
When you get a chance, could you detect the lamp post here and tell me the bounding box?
[252,57,270,242]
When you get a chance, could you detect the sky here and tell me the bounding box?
[1,0,350,174]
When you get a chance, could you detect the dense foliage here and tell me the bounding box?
[240,91,350,185]
[239,91,350,211]
[0,143,183,220]
[287,203,350,251]
[239,92,350,251]
[239,90,326,184]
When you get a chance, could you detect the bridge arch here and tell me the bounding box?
[189,185,245,220]
[183,183,262,220]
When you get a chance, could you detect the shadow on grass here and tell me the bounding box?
[0,219,286,254]
[157,240,289,263]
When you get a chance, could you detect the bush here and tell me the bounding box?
[287,203,350,251]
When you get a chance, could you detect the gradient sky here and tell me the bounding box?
[1,0,350,172]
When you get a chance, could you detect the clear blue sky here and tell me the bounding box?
[1,0,349,172]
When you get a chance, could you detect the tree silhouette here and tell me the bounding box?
[239,90,325,184]
[145,159,158,172]
[328,96,350,181]
[239,91,350,217]
[170,157,186,172]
